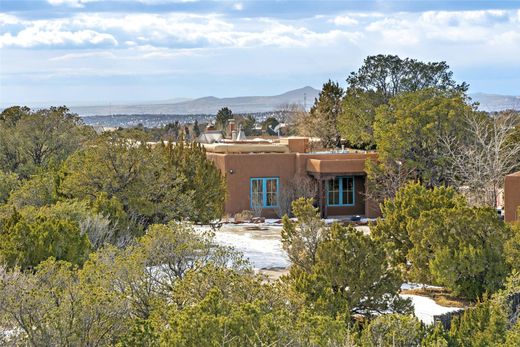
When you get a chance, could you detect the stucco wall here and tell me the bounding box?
[208,153,296,217]
[206,151,380,218]
[295,152,377,175]
[505,172,520,222]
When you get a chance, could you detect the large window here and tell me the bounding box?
[327,176,355,206]
[250,177,279,208]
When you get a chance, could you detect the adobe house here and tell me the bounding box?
[204,137,380,218]
[504,171,520,222]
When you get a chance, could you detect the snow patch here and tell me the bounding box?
[212,225,289,270]
[400,294,463,324]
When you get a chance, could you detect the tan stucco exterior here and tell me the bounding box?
[206,146,379,219]
[505,172,520,222]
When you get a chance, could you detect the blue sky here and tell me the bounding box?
[1,0,520,106]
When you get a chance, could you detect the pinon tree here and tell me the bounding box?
[59,134,225,227]
[366,88,471,201]
[448,296,510,346]
[0,211,91,270]
[293,223,411,318]
[408,206,512,299]
[215,107,233,131]
[339,54,468,149]
[0,106,95,178]
[361,314,425,347]
[192,119,201,138]
[0,171,19,204]
[281,198,326,272]
[300,80,344,148]
[284,199,410,319]
[505,221,520,273]
[371,182,466,268]
[373,182,514,299]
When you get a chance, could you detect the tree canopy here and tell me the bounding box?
[297,80,344,148]
[0,106,94,177]
[339,54,468,149]
[59,135,225,227]
[373,182,515,300]
[346,54,468,101]
[366,88,472,200]
[283,199,411,319]
[215,107,233,130]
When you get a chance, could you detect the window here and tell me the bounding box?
[327,176,355,206]
[250,177,279,208]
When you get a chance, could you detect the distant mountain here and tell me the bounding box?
[470,93,520,112]
[50,88,520,116]
[70,86,320,116]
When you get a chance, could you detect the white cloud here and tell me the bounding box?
[363,9,520,46]
[0,13,20,26]
[233,3,244,11]
[47,0,92,7]
[47,0,198,6]
[0,12,358,49]
[0,25,118,48]
[420,10,510,26]
[49,51,116,61]
[331,15,358,26]
[136,0,199,3]
[1,8,519,72]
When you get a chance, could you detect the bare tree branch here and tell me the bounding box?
[442,110,520,207]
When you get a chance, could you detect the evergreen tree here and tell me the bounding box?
[361,314,425,347]
[369,88,471,197]
[0,171,19,204]
[7,172,58,209]
[240,114,256,136]
[0,212,91,270]
[292,221,411,318]
[304,80,344,148]
[505,221,520,273]
[0,106,94,178]
[192,119,201,138]
[449,299,509,346]
[409,206,511,299]
[263,116,280,135]
[59,134,225,226]
[371,182,465,269]
[339,55,468,149]
[281,198,326,272]
[215,107,233,130]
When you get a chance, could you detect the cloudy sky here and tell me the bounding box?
[1,0,519,106]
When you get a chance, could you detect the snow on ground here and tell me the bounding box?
[401,283,444,291]
[210,222,371,269]
[212,224,289,270]
[208,223,463,324]
[400,294,463,324]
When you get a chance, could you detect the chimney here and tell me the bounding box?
[227,119,236,139]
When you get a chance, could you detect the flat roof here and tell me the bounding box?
[203,143,290,153]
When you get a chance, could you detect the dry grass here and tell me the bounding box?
[400,287,469,308]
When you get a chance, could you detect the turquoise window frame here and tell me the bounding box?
[326,176,355,207]
[250,177,279,208]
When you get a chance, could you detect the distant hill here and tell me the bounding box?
[32,88,520,117]
[70,86,320,116]
[470,93,520,112]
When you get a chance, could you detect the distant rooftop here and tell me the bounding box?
[202,136,375,155]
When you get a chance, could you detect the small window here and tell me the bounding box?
[327,176,355,206]
[250,177,279,208]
